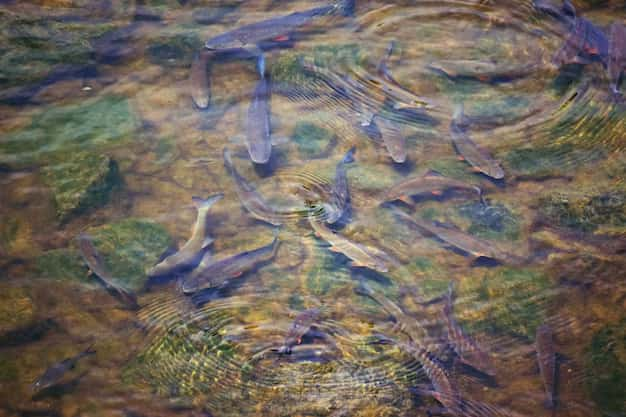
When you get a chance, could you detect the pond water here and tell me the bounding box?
[0,0,625,416]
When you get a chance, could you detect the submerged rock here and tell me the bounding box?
[458,201,521,241]
[41,152,121,221]
[35,248,94,286]
[291,121,335,158]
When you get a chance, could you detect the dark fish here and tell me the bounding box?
[190,50,211,109]
[148,194,222,277]
[443,282,494,376]
[277,308,321,354]
[223,148,282,226]
[204,1,353,52]
[324,147,355,224]
[181,234,279,294]
[380,170,481,205]
[608,22,625,95]
[450,104,504,180]
[536,324,557,409]
[374,115,407,163]
[32,345,95,392]
[77,234,139,309]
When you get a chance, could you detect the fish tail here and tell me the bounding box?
[192,193,224,210]
[341,146,356,164]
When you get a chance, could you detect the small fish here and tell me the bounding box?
[204,1,353,52]
[77,234,139,309]
[443,282,494,376]
[277,308,321,354]
[324,147,355,224]
[380,170,481,205]
[189,50,211,109]
[374,115,407,163]
[427,60,536,84]
[181,234,280,294]
[147,193,223,277]
[32,345,95,393]
[223,148,282,226]
[536,324,557,409]
[245,54,273,164]
[392,208,519,264]
[450,104,504,180]
[310,217,393,273]
[608,22,625,95]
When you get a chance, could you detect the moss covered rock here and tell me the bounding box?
[457,201,521,241]
[41,152,121,221]
[35,248,94,285]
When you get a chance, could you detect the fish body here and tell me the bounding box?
[181,235,279,294]
[310,218,392,273]
[77,234,139,309]
[552,16,608,67]
[278,308,321,354]
[374,115,407,163]
[427,60,536,83]
[32,345,95,392]
[450,105,504,180]
[324,147,355,224]
[147,194,223,277]
[443,282,494,376]
[381,170,480,205]
[223,148,282,226]
[536,324,557,409]
[184,250,213,283]
[608,22,625,94]
[189,50,211,109]
[246,74,272,164]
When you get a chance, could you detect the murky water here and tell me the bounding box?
[1,0,625,416]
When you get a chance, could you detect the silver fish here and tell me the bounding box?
[608,22,625,95]
[324,147,355,224]
[32,345,95,392]
[181,234,280,294]
[147,193,223,277]
[450,104,504,180]
[223,148,282,226]
[77,234,139,309]
[373,115,407,163]
[380,170,481,205]
[246,54,273,164]
[536,324,557,409]
[278,308,321,354]
[189,50,211,109]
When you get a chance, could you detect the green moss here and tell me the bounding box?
[41,152,121,221]
[0,286,35,335]
[586,319,626,417]
[0,217,19,252]
[35,248,94,286]
[306,245,350,297]
[458,201,520,241]
[291,122,334,158]
[0,95,137,167]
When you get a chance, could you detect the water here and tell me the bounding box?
[0,0,625,416]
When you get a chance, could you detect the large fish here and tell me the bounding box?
[147,194,223,277]
[324,147,355,224]
[443,282,494,376]
[536,324,557,409]
[246,54,273,164]
[32,345,95,393]
[204,0,354,52]
[77,234,139,309]
[181,234,280,294]
[310,217,393,273]
[189,50,211,109]
[391,208,520,264]
[374,115,407,163]
[450,104,504,180]
[223,148,282,226]
[608,22,625,95]
[380,170,481,206]
[277,308,322,354]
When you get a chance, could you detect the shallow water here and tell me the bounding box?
[1,0,625,416]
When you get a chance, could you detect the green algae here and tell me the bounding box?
[0,286,35,336]
[291,122,335,158]
[458,201,521,241]
[306,245,351,297]
[35,248,93,286]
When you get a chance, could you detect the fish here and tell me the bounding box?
[277,308,322,354]
[180,234,280,294]
[32,345,95,392]
[309,217,393,273]
[189,50,211,109]
[608,22,625,95]
[246,55,273,164]
[443,282,494,376]
[536,324,557,409]
[373,115,407,163]
[380,170,481,205]
[147,193,223,278]
[223,148,282,226]
[450,104,504,180]
[183,250,213,284]
[391,208,520,264]
[77,234,139,309]
[204,1,353,52]
[324,147,355,224]
[427,60,536,83]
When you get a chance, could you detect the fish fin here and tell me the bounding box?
[232,271,243,278]
[398,195,414,205]
[424,169,444,178]
[271,136,289,146]
[350,260,366,267]
[471,166,482,173]
[431,190,443,196]
[273,35,289,42]
[201,236,214,250]
[328,246,342,253]
[477,74,490,82]
[192,193,224,210]
[457,155,465,161]
[341,146,356,164]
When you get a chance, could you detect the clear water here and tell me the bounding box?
[0,1,625,416]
